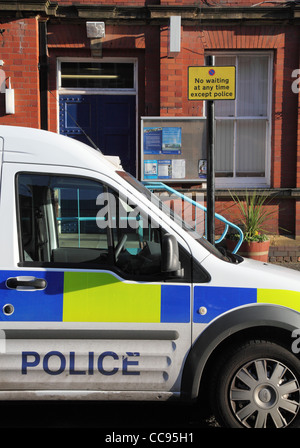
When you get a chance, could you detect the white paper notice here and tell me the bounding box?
[157,163,169,178]
[172,159,186,178]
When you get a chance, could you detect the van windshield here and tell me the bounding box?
[116,171,227,260]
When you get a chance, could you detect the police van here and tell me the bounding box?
[0,125,299,428]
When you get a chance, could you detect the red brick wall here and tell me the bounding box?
[296,53,300,190]
[56,0,152,4]
[160,25,300,189]
[0,18,40,129]
[160,0,284,4]
[159,23,300,235]
[47,23,160,135]
[56,0,289,5]
[272,29,299,189]
[214,198,290,236]
[0,6,296,236]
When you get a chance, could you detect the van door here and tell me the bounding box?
[0,164,192,398]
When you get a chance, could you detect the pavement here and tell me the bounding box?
[269,235,300,270]
[269,235,300,246]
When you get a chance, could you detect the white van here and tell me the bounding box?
[0,125,299,428]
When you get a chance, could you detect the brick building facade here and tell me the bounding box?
[0,0,299,240]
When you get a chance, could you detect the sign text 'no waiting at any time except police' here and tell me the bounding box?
[188,66,236,100]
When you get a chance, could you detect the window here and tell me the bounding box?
[18,174,109,265]
[60,61,135,90]
[213,53,272,187]
[17,173,190,281]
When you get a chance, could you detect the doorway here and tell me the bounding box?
[58,59,137,175]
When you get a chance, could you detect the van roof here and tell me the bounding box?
[0,125,122,173]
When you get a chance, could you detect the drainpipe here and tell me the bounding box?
[38,20,48,130]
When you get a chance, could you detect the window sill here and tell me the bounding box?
[215,177,270,189]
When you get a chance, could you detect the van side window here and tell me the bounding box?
[17,173,169,279]
[109,191,162,277]
[18,174,110,266]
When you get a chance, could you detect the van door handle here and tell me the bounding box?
[6,276,47,290]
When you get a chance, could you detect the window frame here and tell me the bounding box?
[57,57,138,95]
[16,172,112,266]
[206,51,273,188]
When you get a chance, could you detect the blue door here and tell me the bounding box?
[59,95,136,175]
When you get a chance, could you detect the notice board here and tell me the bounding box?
[141,117,206,182]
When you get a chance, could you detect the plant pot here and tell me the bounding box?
[226,239,270,262]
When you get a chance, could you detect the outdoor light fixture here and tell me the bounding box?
[169,16,181,56]
[5,77,15,115]
[86,22,105,39]
[86,22,105,57]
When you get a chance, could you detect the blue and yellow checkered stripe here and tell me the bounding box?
[0,271,299,323]
[0,271,190,323]
[193,285,300,323]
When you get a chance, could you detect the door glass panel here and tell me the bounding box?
[61,62,134,89]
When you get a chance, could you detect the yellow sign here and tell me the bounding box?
[188,66,236,101]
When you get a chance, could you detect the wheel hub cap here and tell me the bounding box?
[230,358,300,428]
[256,385,277,408]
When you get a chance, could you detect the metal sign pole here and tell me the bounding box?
[188,61,235,245]
[206,55,215,245]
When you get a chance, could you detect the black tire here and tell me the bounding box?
[211,340,300,428]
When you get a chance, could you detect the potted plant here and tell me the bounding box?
[226,190,274,262]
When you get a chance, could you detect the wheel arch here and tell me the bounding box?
[181,304,300,401]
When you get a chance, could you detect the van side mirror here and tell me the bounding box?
[161,234,183,277]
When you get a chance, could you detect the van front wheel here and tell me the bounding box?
[212,340,300,428]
